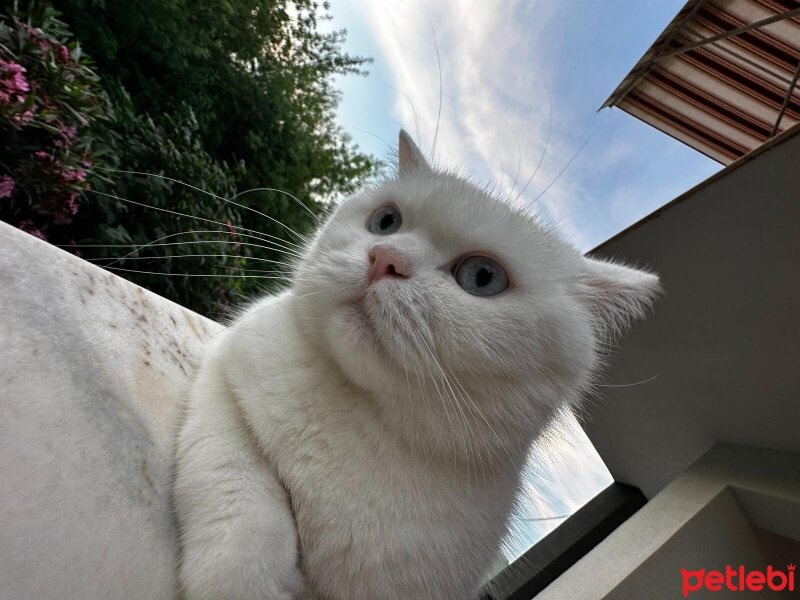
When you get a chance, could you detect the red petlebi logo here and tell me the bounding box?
[681,564,795,596]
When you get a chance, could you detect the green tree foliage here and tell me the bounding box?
[55,0,378,226]
[84,93,252,316]
[1,1,379,318]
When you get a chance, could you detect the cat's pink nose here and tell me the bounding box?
[368,244,411,283]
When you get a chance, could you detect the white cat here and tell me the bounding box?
[173,131,660,600]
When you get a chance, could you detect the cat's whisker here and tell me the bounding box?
[87,253,296,270]
[224,267,290,276]
[514,77,553,206]
[426,298,513,476]
[86,193,305,269]
[393,85,422,151]
[399,354,417,460]
[415,359,463,474]
[430,26,443,163]
[407,349,443,471]
[96,167,313,242]
[501,115,523,204]
[596,374,659,388]
[407,329,451,470]
[58,230,303,256]
[498,152,506,199]
[530,128,596,205]
[87,190,304,259]
[100,265,292,280]
[351,127,394,154]
[433,365,480,482]
[428,345,488,485]
[407,318,479,483]
[232,187,321,226]
[443,361,510,477]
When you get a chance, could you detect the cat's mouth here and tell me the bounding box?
[339,278,421,363]
[343,289,395,354]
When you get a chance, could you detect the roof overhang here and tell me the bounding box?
[603,0,800,164]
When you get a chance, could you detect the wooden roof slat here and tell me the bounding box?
[624,91,750,157]
[672,37,800,117]
[647,67,775,139]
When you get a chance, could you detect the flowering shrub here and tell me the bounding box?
[0,5,249,318]
[0,4,107,240]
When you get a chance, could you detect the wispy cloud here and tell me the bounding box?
[357,1,597,248]
[345,0,719,251]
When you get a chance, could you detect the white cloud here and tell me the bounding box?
[356,1,594,244]
[343,0,721,252]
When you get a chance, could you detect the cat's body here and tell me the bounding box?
[177,293,519,599]
[174,132,660,599]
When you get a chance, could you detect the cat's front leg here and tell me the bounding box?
[174,366,304,600]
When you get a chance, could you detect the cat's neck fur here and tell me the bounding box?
[225,291,552,478]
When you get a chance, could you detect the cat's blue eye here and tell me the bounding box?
[453,256,508,297]
[368,206,402,235]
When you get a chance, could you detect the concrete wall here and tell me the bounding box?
[0,221,221,600]
[585,126,800,498]
[538,444,800,599]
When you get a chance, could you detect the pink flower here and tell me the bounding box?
[17,220,47,241]
[225,218,239,238]
[10,71,28,92]
[0,58,30,96]
[54,125,78,148]
[59,125,77,140]
[62,168,86,184]
[66,193,80,215]
[21,23,42,38]
[35,150,51,160]
[57,45,72,64]
[11,109,34,127]
[0,176,15,198]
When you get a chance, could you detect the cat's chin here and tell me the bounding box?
[319,291,405,394]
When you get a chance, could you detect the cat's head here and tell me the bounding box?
[293,131,659,440]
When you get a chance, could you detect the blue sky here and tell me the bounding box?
[328,0,721,251]
[324,0,722,560]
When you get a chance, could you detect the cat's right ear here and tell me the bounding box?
[580,256,662,338]
[398,129,431,174]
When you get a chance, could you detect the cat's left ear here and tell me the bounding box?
[398,129,431,173]
[580,256,662,336]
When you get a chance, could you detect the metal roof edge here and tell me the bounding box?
[600,0,704,110]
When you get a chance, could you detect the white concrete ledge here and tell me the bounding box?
[537,444,800,599]
[0,221,221,599]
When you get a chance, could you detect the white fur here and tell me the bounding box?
[174,132,660,599]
